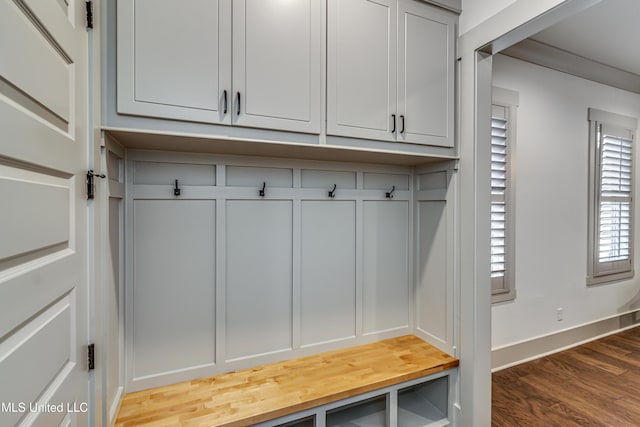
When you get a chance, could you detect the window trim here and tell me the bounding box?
[491,87,518,303]
[587,108,637,286]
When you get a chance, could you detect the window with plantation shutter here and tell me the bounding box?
[491,87,518,303]
[588,108,637,285]
[491,106,508,290]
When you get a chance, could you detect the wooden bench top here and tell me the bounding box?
[115,335,459,427]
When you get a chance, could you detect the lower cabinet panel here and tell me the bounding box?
[300,201,357,346]
[363,201,409,333]
[132,200,216,379]
[225,200,294,360]
[417,200,450,350]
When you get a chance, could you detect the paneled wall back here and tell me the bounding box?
[125,151,416,391]
[414,170,456,355]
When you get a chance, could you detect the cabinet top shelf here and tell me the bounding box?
[115,335,459,427]
[104,127,459,167]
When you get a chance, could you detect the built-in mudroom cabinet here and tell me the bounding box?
[121,151,455,392]
[100,0,461,425]
[117,0,322,132]
[327,0,455,147]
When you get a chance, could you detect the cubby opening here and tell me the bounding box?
[326,395,388,427]
[276,415,316,427]
[398,376,449,426]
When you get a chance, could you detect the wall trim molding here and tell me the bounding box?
[492,310,640,371]
[501,39,640,95]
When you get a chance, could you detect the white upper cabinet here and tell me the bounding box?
[116,0,456,150]
[398,1,455,147]
[117,0,321,133]
[327,0,397,142]
[118,0,232,124]
[327,0,456,147]
[233,0,321,133]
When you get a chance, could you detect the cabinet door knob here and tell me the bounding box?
[223,90,228,114]
[400,115,405,134]
[236,92,241,116]
[391,114,396,133]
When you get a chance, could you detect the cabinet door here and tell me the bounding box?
[397,1,455,147]
[232,0,322,133]
[327,0,397,142]
[117,0,232,124]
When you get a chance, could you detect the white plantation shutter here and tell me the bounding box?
[596,125,634,274]
[588,108,637,284]
[491,87,518,301]
[491,105,509,295]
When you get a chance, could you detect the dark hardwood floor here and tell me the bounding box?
[492,326,640,426]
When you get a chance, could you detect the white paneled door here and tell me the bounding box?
[0,0,90,426]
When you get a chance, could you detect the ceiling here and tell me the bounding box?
[530,0,640,75]
[498,0,640,93]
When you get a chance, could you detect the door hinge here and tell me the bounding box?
[86,1,93,29]
[88,343,95,371]
[87,170,106,200]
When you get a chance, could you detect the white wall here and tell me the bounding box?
[492,54,640,349]
[458,0,581,47]
[459,0,517,34]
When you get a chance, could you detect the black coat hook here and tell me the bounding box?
[259,181,266,197]
[386,186,396,199]
[328,184,337,198]
[174,179,181,196]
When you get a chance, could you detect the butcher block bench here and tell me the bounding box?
[115,335,459,427]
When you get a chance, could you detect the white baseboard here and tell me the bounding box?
[492,310,640,371]
[108,386,124,427]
